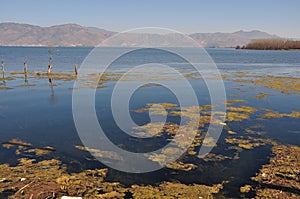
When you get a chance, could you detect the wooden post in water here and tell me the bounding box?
[74,64,78,76]
[47,56,53,74]
[47,46,54,74]
[1,57,4,73]
[24,59,28,84]
[24,58,28,73]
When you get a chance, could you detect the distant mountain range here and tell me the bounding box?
[0,23,279,47]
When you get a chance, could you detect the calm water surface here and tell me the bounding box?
[0,47,299,198]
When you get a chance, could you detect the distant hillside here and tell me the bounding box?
[190,30,279,48]
[0,23,115,46]
[0,23,279,47]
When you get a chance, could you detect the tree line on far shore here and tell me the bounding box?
[236,39,300,50]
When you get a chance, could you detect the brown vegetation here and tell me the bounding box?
[238,39,300,50]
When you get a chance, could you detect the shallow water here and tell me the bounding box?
[0,46,299,198]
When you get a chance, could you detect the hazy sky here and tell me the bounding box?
[1,0,300,38]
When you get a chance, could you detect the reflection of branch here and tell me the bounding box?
[50,85,57,105]
[1,71,5,86]
[48,76,57,104]
[24,73,28,84]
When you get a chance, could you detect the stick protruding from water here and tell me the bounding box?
[24,58,28,73]
[1,56,4,73]
[74,64,78,76]
[47,46,54,74]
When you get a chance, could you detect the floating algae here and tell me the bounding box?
[260,109,300,119]
[130,182,223,199]
[0,157,223,198]
[225,106,257,122]
[133,122,179,137]
[2,138,32,149]
[2,138,56,157]
[202,137,217,147]
[230,73,300,95]
[225,99,246,104]
[240,185,252,193]
[227,130,237,135]
[225,136,272,150]
[202,153,231,162]
[25,146,56,156]
[248,92,274,99]
[166,161,197,171]
[133,102,178,113]
[147,147,182,166]
[140,83,162,88]
[0,158,117,198]
[248,144,300,198]
[0,76,14,81]
[227,106,257,114]
[245,128,265,136]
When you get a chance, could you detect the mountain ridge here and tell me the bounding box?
[0,22,279,47]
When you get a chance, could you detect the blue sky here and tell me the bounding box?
[1,0,300,38]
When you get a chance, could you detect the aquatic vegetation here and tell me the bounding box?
[227,130,237,135]
[203,153,231,162]
[255,188,299,199]
[260,109,300,119]
[140,83,162,88]
[245,128,265,136]
[166,161,197,171]
[133,102,178,113]
[231,74,300,95]
[130,182,223,199]
[0,158,65,198]
[225,106,257,122]
[18,83,37,87]
[240,185,252,193]
[25,146,56,156]
[133,122,179,137]
[225,99,246,104]
[202,137,217,147]
[147,147,182,166]
[251,144,300,198]
[2,138,56,158]
[248,92,274,99]
[227,106,257,114]
[0,86,13,90]
[0,156,223,198]
[0,158,124,198]
[0,76,14,81]
[2,138,32,149]
[225,136,271,150]
[226,112,250,122]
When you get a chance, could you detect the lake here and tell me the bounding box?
[0,46,299,198]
